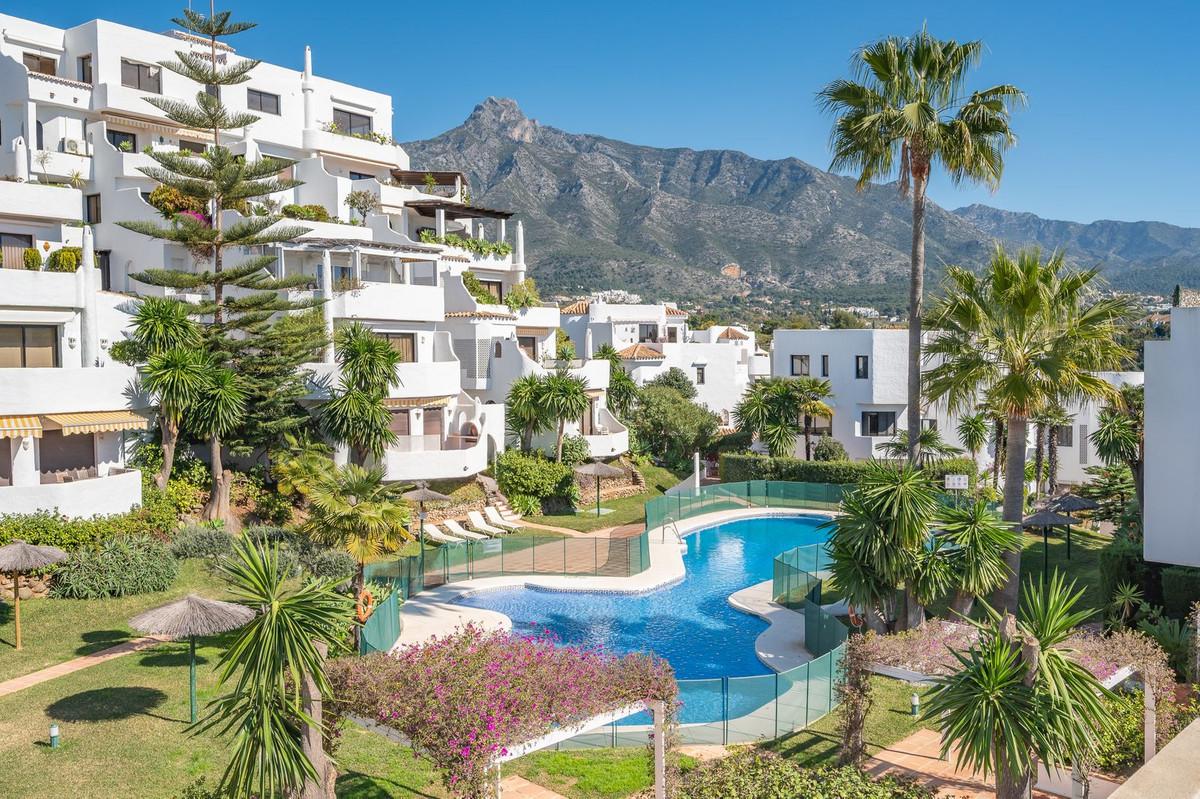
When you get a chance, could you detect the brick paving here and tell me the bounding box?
[498,774,569,798]
[0,635,167,699]
[866,729,1057,798]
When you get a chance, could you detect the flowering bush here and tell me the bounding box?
[328,625,676,798]
[860,620,981,676]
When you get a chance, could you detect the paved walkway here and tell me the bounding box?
[728,580,812,672]
[0,635,167,699]
[498,775,568,798]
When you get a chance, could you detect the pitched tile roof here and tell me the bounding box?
[560,299,591,314]
[444,310,518,321]
[665,307,689,317]
[617,343,665,360]
[717,326,750,341]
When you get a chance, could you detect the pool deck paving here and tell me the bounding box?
[727,580,812,673]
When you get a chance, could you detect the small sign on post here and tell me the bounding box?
[944,474,969,491]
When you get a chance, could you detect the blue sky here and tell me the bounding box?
[10,0,1198,226]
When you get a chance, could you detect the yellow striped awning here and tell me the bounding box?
[43,410,150,436]
[0,415,42,439]
[381,395,454,410]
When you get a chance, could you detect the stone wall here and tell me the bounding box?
[1,572,51,601]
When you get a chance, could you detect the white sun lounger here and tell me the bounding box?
[467,510,508,536]
[421,523,464,544]
[444,519,489,540]
[484,506,522,531]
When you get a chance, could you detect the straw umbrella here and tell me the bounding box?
[402,481,451,588]
[0,540,67,650]
[129,594,254,722]
[1049,493,1099,559]
[574,460,625,517]
[1022,509,1077,581]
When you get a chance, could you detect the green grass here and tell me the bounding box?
[511,748,694,799]
[765,676,934,767]
[0,559,223,683]
[1018,525,1109,612]
[528,464,687,533]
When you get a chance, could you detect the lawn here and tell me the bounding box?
[1018,525,1109,612]
[528,463,687,533]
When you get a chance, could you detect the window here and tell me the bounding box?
[861,411,896,437]
[695,366,706,385]
[85,194,102,224]
[423,406,443,436]
[638,324,658,343]
[380,332,415,363]
[0,233,33,269]
[332,108,372,136]
[1055,425,1074,448]
[178,140,205,154]
[35,120,43,151]
[855,355,869,379]
[517,336,537,360]
[821,354,829,377]
[120,59,161,93]
[96,250,111,291]
[492,341,503,359]
[790,354,810,376]
[22,53,55,76]
[1078,424,1088,464]
[204,83,220,99]
[247,88,280,115]
[478,279,503,302]
[388,410,410,435]
[78,55,92,84]
[349,171,373,181]
[922,418,938,431]
[0,325,59,368]
[106,130,136,152]
[666,326,679,343]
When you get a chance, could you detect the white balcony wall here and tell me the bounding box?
[0,468,142,517]
[0,365,141,414]
[0,180,81,221]
[328,281,445,324]
[301,128,407,170]
[305,332,462,400]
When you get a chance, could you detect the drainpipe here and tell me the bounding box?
[499,218,507,242]
[79,226,99,367]
[320,250,334,362]
[302,46,316,153]
[514,220,526,282]
[584,328,594,359]
[435,207,446,238]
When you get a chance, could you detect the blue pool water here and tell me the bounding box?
[453,514,830,680]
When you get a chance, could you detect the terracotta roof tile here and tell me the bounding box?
[617,343,665,360]
[444,310,517,321]
[561,299,591,314]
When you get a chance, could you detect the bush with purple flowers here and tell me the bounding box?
[328,624,677,798]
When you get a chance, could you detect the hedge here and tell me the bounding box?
[1161,566,1200,619]
[0,481,189,550]
[1099,536,1160,608]
[718,452,978,487]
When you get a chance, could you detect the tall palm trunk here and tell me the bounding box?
[300,639,337,799]
[203,436,233,525]
[905,168,929,465]
[521,422,534,454]
[995,414,1027,613]
[157,416,178,490]
[803,415,813,461]
[1033,421,1046,501]
[1047,430,1059,497]
[992,418,1005,488]
[995,753,1032,799]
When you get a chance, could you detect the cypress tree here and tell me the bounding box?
[119,6,325,523]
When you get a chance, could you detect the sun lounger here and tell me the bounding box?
[422,523,464,544]
[444,519,489,540]
[467,510,507,536]
[484,506,522,531]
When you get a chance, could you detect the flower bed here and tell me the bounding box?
[328,625,676,798]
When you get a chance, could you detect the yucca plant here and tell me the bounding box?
[937,499,1020,616]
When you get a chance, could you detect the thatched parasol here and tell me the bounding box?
[0,540,67,650]
[402,482,453,586]
[130,594,255,722]
[1048,494,1099,559]
[1023,510,1079,580]
[574,460,625,516]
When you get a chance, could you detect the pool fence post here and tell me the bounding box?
[804,664,811,727]
[653,701,667,799]
[722,676,730,745]
[774,672,780,738]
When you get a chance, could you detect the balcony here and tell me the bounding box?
[513,303,561,329]
[0,180,82,222]
[585,408,630,458]
[381,434,489,481]
[0,468,143,518]
[327,280,444,324]
[302,128,407,168]
[0,366,142,415]
[26,71,94,110]
[31,151,94,184]
[0,269,80,310]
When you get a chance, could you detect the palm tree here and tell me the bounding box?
[193,535,353,799]
[505,374,552,453]
[924,572,1112,799]
[142,347,208,490]
[1042,405,1073,497]
[192,366,247,524]
[270,432,334,502]
[792,376,835,460]
[1031,410,1048,501]
[301,462,409,606]
[875,427,963,465]
[819,30,1025,464]
[956,412,989,467]
[320,323,400,464]
[821,461,939,631]
[592,343,637,420]
[734,378,803,458]
[541,371,590,462]
[936,499,1020,615]
[131,295,201,356]
[924,247,1134,611]
[1091,384,1144,516]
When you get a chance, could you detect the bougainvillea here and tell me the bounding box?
[327,625,677,798]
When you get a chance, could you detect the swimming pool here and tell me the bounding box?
[453,514,831,680]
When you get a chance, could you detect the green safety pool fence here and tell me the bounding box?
[645,480,850,535]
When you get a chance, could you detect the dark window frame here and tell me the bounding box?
[247,88,280,115]
[1056,425,1074,448]
[379,332,416,363]
[638,323,658,343]
[106,129,137,152]
[85,194,101,224]
[178,140,205,154]
[478,279,503,302]
[695,365,706,385]
[332,108,372,136]
[0,324,60,368]
[790,354,810,376]
[821,354,829,377]
[120,59,161,93]
[348,171,374,181]
[860,411,896,437]
[855,355,869,379]
[22,52,56,76]
[77,54,92,84]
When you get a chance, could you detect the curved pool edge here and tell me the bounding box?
[394,506,832,652]
[727,580,814,674]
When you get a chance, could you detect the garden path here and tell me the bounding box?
[498,774,568,798]
[0,635,166,698]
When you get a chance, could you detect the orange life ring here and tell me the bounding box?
[848,606,864,628]
[356,589,375,623]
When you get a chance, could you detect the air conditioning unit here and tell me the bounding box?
[63,139,81,154]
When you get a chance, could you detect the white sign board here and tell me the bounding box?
[944,474,970,491]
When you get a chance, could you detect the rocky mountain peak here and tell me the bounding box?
[465,97,537,142]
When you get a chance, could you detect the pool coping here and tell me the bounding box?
[393,506,834,656]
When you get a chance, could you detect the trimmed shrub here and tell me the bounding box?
[23,247,41,270]
[0,482,187,550]
[507,493,543,517]
[281,203,331,222]
[301,548,356,581]
[46,246,81,272]
[496,451,577,507]
[719,452,978,488]
[170,525,233,560]
[52,535,178,598]
[1161,566,1200,619]
[244,525,296,546]
[812,435,849,462]
[1093,691,1145,774]
[557,434,590,467]
[679,750,935,799]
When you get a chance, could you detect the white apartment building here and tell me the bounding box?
[1145,296,1198,567]
[0,13,626,510]
[561,300,770,423]
[770,328,1137,482]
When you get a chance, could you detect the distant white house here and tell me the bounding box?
[561,300,770,423]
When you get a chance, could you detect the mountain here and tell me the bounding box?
[404,98,1199,309]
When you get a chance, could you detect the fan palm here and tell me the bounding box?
[734,378,803,458]
[924,572,1113,799]
[142,347,209,490]
[819,29,1025,463]
[270,432,334,500]
[193,535,353,799]
[300,462,410,604]
[936,499,1019,615]
[955,412,989,466]
[1041,406,1073,497]
[792,376,835,460]
[320,323,401,464]
[505,374,552,453]
[924,247,1134,611]
[541,370,590,462]
[875,426,963,465]
[192,366,247,523]
[1091,384,1144,516]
